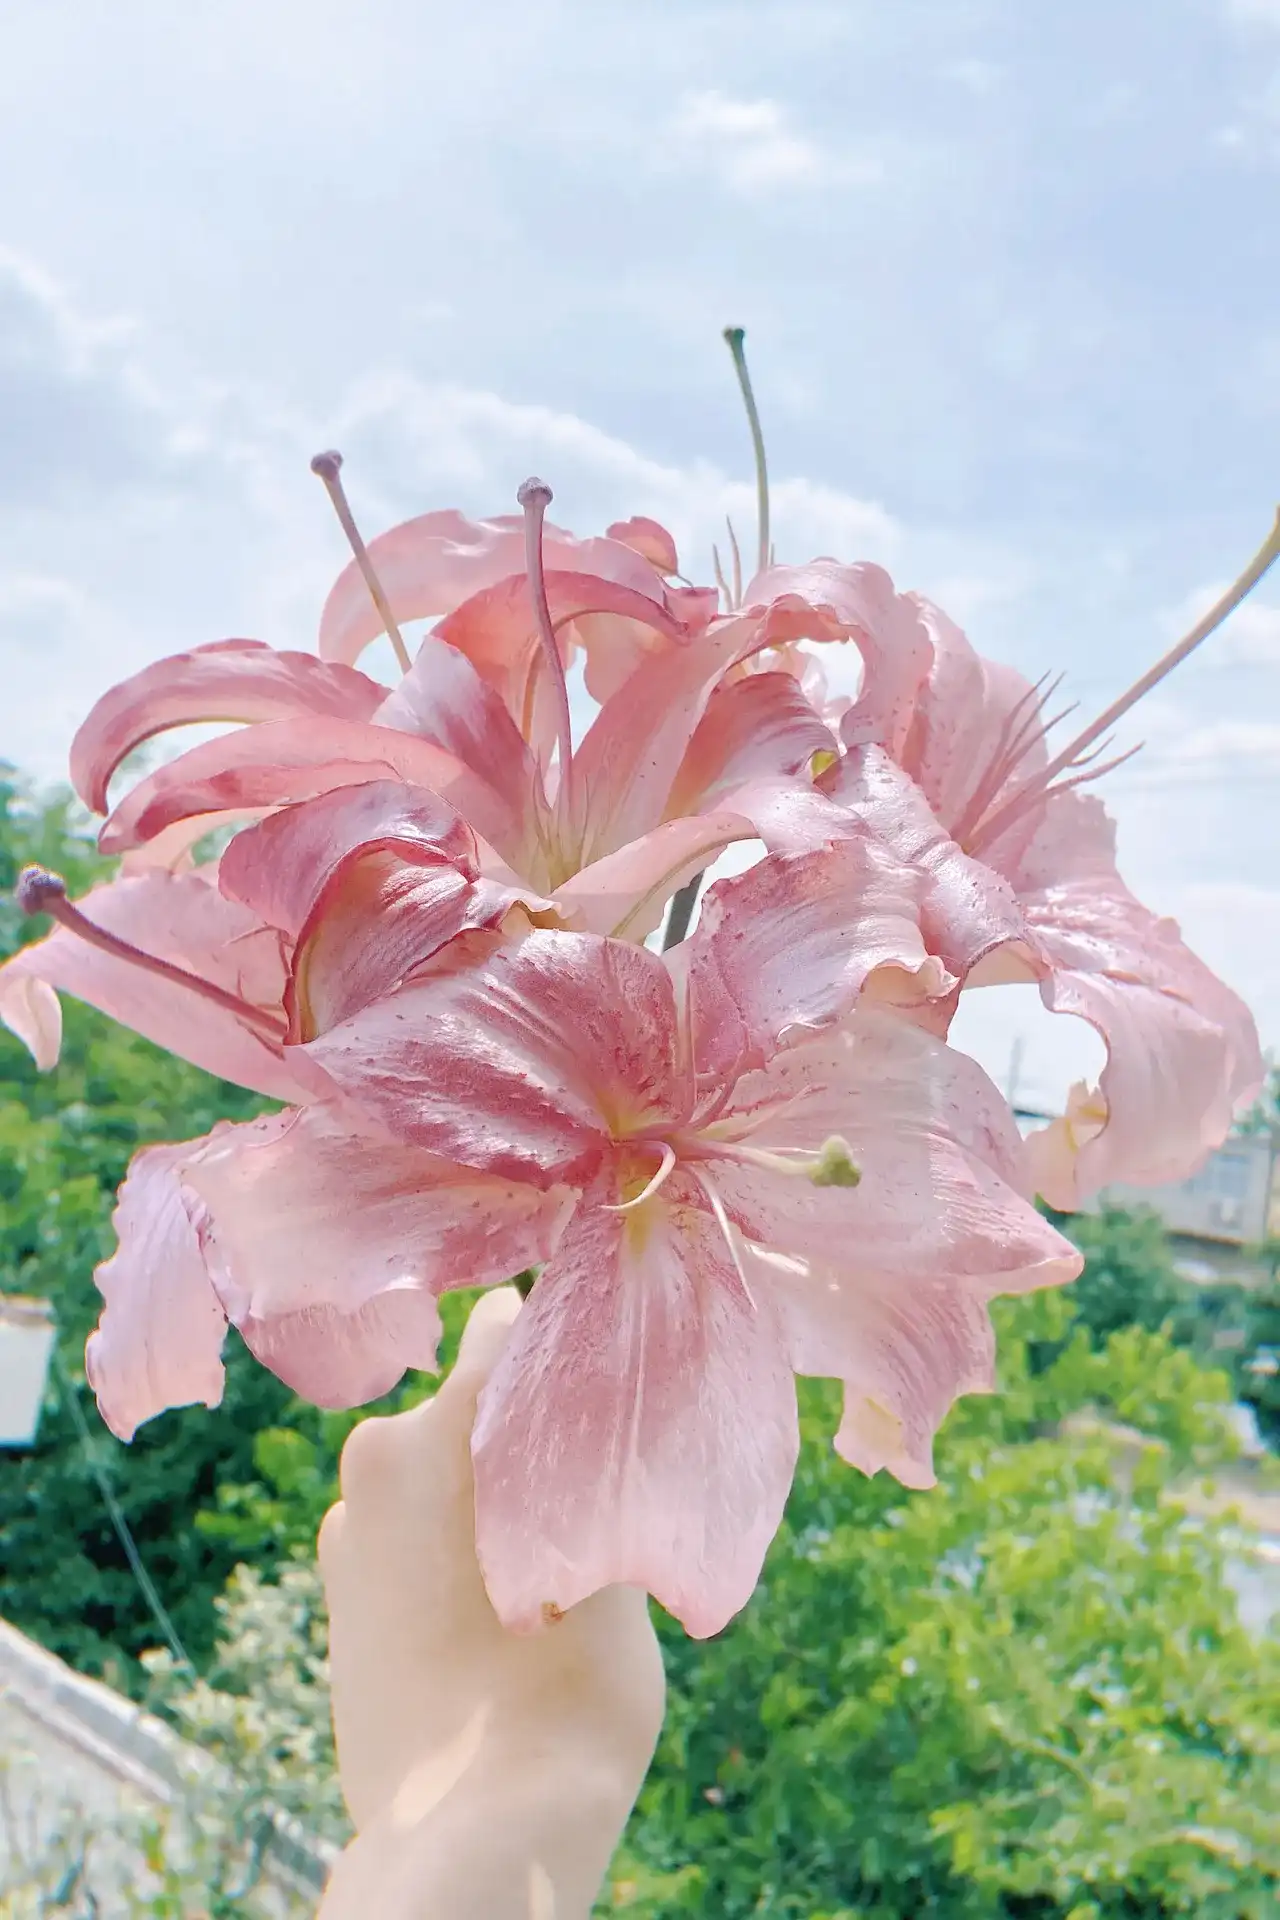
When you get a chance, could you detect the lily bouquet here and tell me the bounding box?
[4,334,1270,1638]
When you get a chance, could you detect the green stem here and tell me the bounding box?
[723,326,771,579]
[663,874,703,950]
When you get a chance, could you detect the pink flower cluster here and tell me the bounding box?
[4,435,1270,1637]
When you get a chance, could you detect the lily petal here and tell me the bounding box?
[554,811,756,941]
[827,745,1028,978]
[895,595,1052,847]
[85,1139,227,1442]
[0,871,302,1100]
[98,716,513,864]
[370,636,547,866]
[70,640,386,815]
[318,510,676,666]
[183,1104,571,1407]
[745,561,933,758]
[665,671,836,822]
[567,614,764,864]
[686,839,951,1084]
[217,780,479,937]
[471,1197,798,1638]
[604,516,679,574]
[302,930,687,1186]
[1009,791,1264,1197]
[715,1010,1080,1482]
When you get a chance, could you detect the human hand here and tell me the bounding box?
[314,1286,667,1919]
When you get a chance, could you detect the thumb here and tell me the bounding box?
[328,1285,521,1524]
[434,1283,523,1416]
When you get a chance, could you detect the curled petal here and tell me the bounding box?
[1009,793,1263,1197]
[1025,1082,1109,1213]
[71,640,385,814]
[579,587,721,706]
[318,510,676,667]
[744,561,933,759]
[0,971,62,1070]
[436,569,695,769]
[666,671,836,822]
[119,810,271,876]
[687,839,952,1084]
[183,1105,571,1407]
[554,811,756,941]
[604,516,679,574]
[292,856,532,1042]
[220,782,547,1038]
[371,636,546,860]
[85,1140,227,1441]
[0,871,302,1100]
[98,717,512,863]
[471,1199,798,1638]
[827,745,1028,978]
[218,780,478,936]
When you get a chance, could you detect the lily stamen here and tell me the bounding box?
[968,507,1280,851]
[311,449,413,674]
[722,325,771,580]
[689,1165,759,1311]
[725,514,744,610]
[700,1133,862,1189]
[17,867,285,1042]
[517,477,576,804]
[602,1143,679,1214]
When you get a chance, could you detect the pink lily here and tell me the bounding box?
[88,843,1076,1637]
[4,790,570,1437]
[0,783,538,1089]
[88,475,840,942]
[742,529,1276,1203]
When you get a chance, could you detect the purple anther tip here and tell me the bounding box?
[310,449,344,481]
[517,476,553,510]
[16,866,68,916]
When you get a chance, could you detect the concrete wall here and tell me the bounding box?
[0,1616,333,1914]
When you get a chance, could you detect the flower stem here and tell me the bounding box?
[662,873,703,950]
[723,326,771,580]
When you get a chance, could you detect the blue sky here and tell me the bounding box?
[1,0,1277,1113]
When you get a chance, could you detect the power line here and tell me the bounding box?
[53,1352,194,1675]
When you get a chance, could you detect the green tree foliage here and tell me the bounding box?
[1235,1059,1279,1138]
[1052,1201,1280,1450]
[0,771,328,1677]
[1050,1205,1191,1348]
[147,1292,1279,1918]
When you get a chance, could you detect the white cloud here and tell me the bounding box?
[668,90,878,193]
[326,369,901,582]
[1227,0,1280,24]
[946,58,1002,95]
[0,248,177,507]
[1155,879,1280,1061]
[0,268,905,786]
[1142,718,1280,769]
[1169,582,1280,665]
